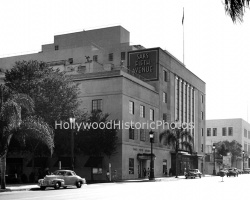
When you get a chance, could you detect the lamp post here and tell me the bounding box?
[69,117,75,171]
[149,130,155,180]
[213,144,216,175]
[242,150,245,172]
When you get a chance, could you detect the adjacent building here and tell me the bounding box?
[205,118,250,174]
[0,26,206,181]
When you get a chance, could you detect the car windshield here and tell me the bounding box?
[189,169,197,172]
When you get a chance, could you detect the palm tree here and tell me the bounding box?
[0,85,54,189]
[224,0,250,23]
[159,127,193,178]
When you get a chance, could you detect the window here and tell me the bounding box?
[164,70,168,82]
[93,55,98,62]
[163,92,167,103]
[129,126,134,140]
[92,168,102,174]
[244,129,247,137]
[92,99,102,111]
[140,105,145,118]
[121,52,126,60]
[129,158,134,174]
[201,128,204,137]
[207,128,211,136]
[163,113,167,122]
[55,45,59,50]
[201,144,203,152]
[228,127,233,136]
[140,129,146,141]
[201,111,204,120]
[213,128,217,136]
[222,127,227,136]
[201,94,204,103]
[248,131,250,139]
[108,53,113,61]
[68,58,73,64]
[129,101,134,115]
[150,109,154,121]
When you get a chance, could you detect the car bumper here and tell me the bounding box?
[38,179,65,187]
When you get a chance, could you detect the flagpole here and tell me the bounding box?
[182,7,184,65]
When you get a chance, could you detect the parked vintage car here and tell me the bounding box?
[227,168,238,177]
[38,170,86,190]
[243,168,250,174]
[185,169,202,179]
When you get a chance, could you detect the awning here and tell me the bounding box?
[137,153,156,160]
[84,156,103,168]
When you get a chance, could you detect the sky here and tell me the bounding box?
[0,0,250,121]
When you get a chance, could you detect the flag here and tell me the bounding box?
[182,8,184,25]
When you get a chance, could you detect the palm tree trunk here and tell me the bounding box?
[1,155,6,189]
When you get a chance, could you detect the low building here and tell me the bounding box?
[205,118,250,174]
[0,25,206,181]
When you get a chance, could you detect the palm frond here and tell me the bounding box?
[180,130,193,143]
[224,0,250,23]
[181,141,193,154]
[21,116,54,155]
[1,101,22,130]
[10,93,34,114]
[159,129,177,148]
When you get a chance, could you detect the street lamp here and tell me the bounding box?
[69,117,75,171]
[213,144,216,175]
[149,130,155,180]
[242,150,245,172]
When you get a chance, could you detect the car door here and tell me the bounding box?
[64,172,76,185]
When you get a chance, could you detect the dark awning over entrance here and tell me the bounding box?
[84,156,103,168]
[137,153,156,160]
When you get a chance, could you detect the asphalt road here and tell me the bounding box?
[0,175,249,200]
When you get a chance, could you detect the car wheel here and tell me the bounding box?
[76,181,82,188]
[199,175,201,178]
[63,186,67,189]
[40,186,46,190]
[54,182,60,189]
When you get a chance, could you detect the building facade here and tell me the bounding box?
[206,118,250,174]
[0,26,206,181]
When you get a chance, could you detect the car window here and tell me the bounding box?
[65,172,72,176]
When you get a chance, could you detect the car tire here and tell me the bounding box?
[40,186,46,190]
[63,186,67,189]
[54,182,60,190]
[76,181,82,188]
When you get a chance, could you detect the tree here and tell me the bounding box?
[159,126,193,178]
[75,110,118,180]
[214,140,242,166]
[0,85,54,189]
[224,0,250,23]
[4,60,80,157]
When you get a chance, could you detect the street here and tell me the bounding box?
[1,175,249,200]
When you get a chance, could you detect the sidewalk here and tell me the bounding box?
[0,175,215,192]
[0,184,39,193]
